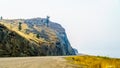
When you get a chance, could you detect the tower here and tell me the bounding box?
[46,16,50,27]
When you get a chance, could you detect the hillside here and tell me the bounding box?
[0,18,75,57]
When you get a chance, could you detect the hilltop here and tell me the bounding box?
[0,17,75,57]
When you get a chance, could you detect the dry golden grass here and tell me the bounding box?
[0,21,58,46]
[65,55,120,68]
[0,21,47,44]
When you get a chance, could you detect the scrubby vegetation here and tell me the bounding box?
[65,55,120,68]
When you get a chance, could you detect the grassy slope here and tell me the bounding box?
[0,21,57,45]
[0,20,63,56]
[65,55,120,68]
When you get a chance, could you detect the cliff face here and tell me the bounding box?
[0,18,75,57]
[24,18,75,55]
[73,48,78,54]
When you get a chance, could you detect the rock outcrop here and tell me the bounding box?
[73,48,78,54]
[0,18,75,57]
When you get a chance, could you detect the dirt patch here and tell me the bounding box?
[0,56,77,68]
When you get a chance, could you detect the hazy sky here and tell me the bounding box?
[0,0,120,58]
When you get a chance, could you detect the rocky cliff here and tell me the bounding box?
[0,17,75,57]
[73,48,78,54]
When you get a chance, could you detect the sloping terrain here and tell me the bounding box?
[0,18,75,57]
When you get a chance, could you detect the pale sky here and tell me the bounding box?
[0,0,120,58]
